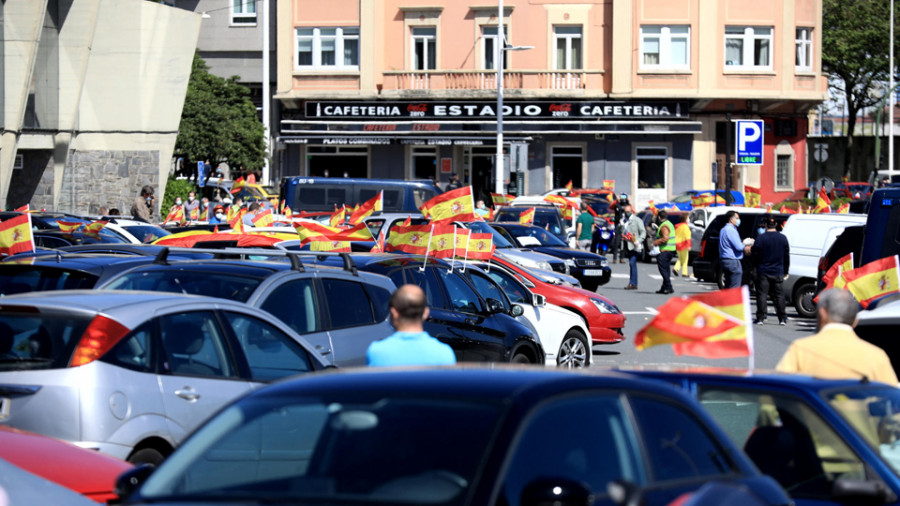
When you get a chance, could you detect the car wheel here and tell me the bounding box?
[511,352,533,364]
[557,330,589,369]
[128,447,166,467]
[794,281,817,318]
[715,267,725,290]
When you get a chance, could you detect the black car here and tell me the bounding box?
[693,213,790,288]
[814,224,864,296]
[491,223,611,290]
[494,205,569,244]
[117,367,792,506]
[305,253,545,364]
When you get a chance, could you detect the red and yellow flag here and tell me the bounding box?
[0,214,34,256]
[339,222,374,242]
[744,186,761,208]
[251,209,274,228]
[819,253,853,298]
[842,255,900,308]
[370,229,386,253]
[293,222,345,244]
[635,286,752,358]
[14,204,29,213]
[350,191,383,225]
[491,193,511,206]
[282,205,292,218]
[330,205,346,227]
[813,188,832,214]
[565,180,573,192]
[779,205,798,215]
[429,224,459,259]
[309,237,351,252]
[163,206,184,225]
[465,232,495,260]
[229,208,246,233]
[519,207,536,225]
[83,220,108,239]
[836,202,850,214]
[402,215,412,227]
[385,224,431,255]
[765,203,773,213]
[189,207,200,221]
[230,176,246,194]
[420,186,478,223]
[57,220,82,235]
[198,206,208,221]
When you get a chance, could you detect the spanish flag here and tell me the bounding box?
[370,229,386,253]
[402,215,412,227]
[466,232,495,260]
[282,205,292,218]
[744,186,761,208]
[765,203,773,213]
[429,224,458,259]
[189,207,200,221]
[565,180,573,192]
[519,207,536,225]
[779,205,798,215]
[293,222,345,244]
[453,227,471,258]
[229,208,246,233]
[83,220,108,239]
[338,222,374,242]
[635,286,752,358]
[349,191,383,225]
[836,202,850,214]
[309,237,351,252]
[816,253,853,303]
[385,224,431,255]
[164,206,184,225]
[420,186,478,224]
[813,188,831,214]
[691,194,712,208]
[491,193,511,206]
[57,220,82,235]
[14,204,29,212]
[544,195,568,207]
[251,209,274,228]
[843,255,900,308]
[330,205,346,227]
[0,214,34,256]
[198,206,208,221]
[230,176,246,194]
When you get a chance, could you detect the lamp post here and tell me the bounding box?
[890,0,895,175]
[494,0,532,195]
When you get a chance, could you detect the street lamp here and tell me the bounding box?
[495,0,533,195]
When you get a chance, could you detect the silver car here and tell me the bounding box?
[0,290,328,466]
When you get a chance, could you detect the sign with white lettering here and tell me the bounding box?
[302,101,689,120]
[735,120,764,166]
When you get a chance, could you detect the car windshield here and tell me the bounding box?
[138,393,503,505]
[102,270,263,302]
[495,209,564,235]
[503,226,568,247]
[0,310,92,370]
[826,385,900,476]
[463,221,514,248]
[122,225,171,244]
[671,192,693,203]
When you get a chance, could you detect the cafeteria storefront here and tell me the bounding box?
[278,100,702,209]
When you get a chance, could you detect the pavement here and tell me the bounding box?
[588,257,816,371]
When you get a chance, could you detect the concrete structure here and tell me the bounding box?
[276,0,825,208]
[1,0,200,217]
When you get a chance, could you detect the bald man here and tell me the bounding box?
[366,284,457,367]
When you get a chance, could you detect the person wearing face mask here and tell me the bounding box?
[131,185,155,223]
[651,210,676,294]
[183,191,200,221]
[621,204,645,290]
[750,217,790,325]
[208,205,227,224]
[718,210,751,289]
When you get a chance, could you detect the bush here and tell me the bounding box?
[162,177,197,216]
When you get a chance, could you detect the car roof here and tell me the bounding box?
[621,367,888,391]
[0,289,241,314]
[1,253,166,271]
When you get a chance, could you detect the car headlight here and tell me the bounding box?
[590,298,619,314]
[537,261,553,271]
[600,259,609,268]
[565,258,577,268]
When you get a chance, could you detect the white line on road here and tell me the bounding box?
[610,273,629,278]
[623,307,659,315]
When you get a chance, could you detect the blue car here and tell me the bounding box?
[623,369,900,506]
[655,190,745,211]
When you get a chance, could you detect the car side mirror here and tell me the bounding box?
[509,304,525,317]
[521,477,593,506]
[485,298,505,315]
[115,464,155,500]
[832,478,894,504]
[532,293,546,307]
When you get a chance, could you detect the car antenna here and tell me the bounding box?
[56,251,61,263]
[153,247,170,265]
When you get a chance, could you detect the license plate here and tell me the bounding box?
[0,397,9,420]
[584,269,604,276]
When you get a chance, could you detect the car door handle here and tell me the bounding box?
[315,345,332,356]
[174,387,200,402]
[465,318,478,326]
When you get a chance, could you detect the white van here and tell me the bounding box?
[781,213,867,318]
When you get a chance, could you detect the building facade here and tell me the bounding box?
[275,0,824,208]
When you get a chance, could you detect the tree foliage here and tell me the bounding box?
[175,54,266,180]
[822,0,898,178]
[161,177,197,214]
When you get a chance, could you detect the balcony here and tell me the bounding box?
[381,70,603,96]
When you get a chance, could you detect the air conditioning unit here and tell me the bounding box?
[13,154,23,170]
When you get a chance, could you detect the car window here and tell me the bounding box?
[465,270,509,311]
[0,266,97,295]
[435,268,482,313]
[413,188,436,209]
[501,395,645,505]
[629,396,734,483]
[360,188,401,210]
[103,321,154,372]
[363,283,392,322]
[485,269,530,304]
[0,311,91,369]
[699,387,867,499]
[259,279,320,334]
[321,278,375,329]
[103,270,262,302]
[223,312,313,381]
[160,311,235,378]
[402,267,446,309]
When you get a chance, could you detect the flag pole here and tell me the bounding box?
[461,230,470,272]
[450,227,457,271]
[420,224,434,271]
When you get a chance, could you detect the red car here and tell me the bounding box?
[0,426,132,503]
[491,256,626,343]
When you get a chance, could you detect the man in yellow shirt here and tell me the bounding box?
[776,289,898,385]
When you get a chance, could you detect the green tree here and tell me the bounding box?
[175,54,266,181]
[823,0,897,179]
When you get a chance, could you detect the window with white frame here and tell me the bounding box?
[554,26,582,70]
[636,147,667,189]
[724,26,772,69]
[296,27,360,70]
[795,27,813,71]
[412,27,437,70]
[640,25,690,69]
[482,26,509,70]
[232,0,257,25]
[775,141,794,190]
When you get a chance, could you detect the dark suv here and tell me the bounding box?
[96,249,396,367]
[693,213,790,288]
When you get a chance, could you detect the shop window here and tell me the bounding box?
[636,147,667,189]
[411,147,438,180]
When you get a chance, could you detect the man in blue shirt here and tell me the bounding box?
[367,284,457,367]
[750,217,790,325]
[719,210,750,289]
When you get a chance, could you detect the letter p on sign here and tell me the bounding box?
[735,119,764,165]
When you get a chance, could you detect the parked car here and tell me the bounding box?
[488,255,626,344]
[33,230,131,248]
[0,290,328,465]
[815,224,864,296]
[116,367,791,506]
[491,223,611,290]
[494,204,570,244]
[462,260,592,367]
[0,425,132,503]
[862,187,900,265]
[279,176,441,213]
[0,457,97,506]
[692,210,779,287]
[855,299,900,376]
[103,217,172,244]
[780,213,867,317]
[686,205,760,258]
[96,250,396,367]
[625,368,900,506]
[836,181,874,199]
[303,253,545,364]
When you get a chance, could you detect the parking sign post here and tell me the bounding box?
[735,120,764,166]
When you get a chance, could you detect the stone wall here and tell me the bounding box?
[60,150,159,219]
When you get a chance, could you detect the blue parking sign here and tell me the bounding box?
[735,120,764,165]
[197,161,206,187]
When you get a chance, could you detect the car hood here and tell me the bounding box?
[532,246,608,261]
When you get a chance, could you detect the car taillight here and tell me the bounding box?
[700,240,706,258]
[818,256,829,272]
[69,315,131,367]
